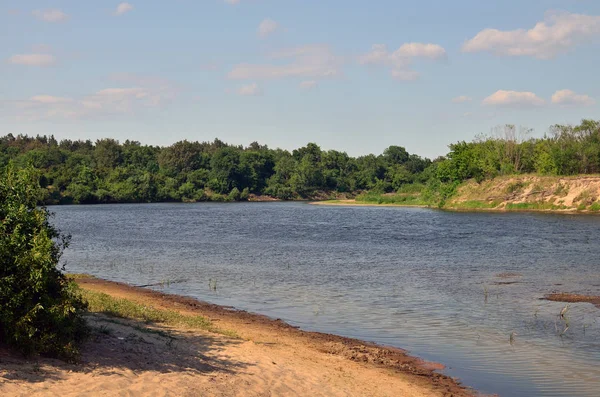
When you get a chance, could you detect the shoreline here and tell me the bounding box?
[310,199,429,208]
[1,275,472,396]
[310,199,600,214]
[71,276,471,396]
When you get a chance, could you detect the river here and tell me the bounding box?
[51,202,600,397]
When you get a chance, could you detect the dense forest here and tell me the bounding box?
[1,119,598,205]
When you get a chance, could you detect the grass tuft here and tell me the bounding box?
[80,289,238,338]
[504,202,567,211]
[450,200,501,209]
[67,273,95,280]
[355,192,427,206]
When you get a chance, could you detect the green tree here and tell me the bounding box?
[0,166,88,359]
[209,147,242,194]
[94,139,123,170]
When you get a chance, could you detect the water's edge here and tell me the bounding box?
[76,275,473,396]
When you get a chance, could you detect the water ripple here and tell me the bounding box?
[52,202,600,397]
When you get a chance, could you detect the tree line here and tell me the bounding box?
[0,135,431,204]
[1,119,598,205]
[437,120,600,183]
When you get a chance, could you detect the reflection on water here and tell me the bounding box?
[51,202,600,397]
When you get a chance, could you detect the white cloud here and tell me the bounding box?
[84,87,160,111]
[228,45,342,80]
[1,74,178,122]
[258,18,280,38]
[299,80,317,90]
[238,83,261,96]
[358,44,388,64]
[551,89,595,106]
[462,11,600,59]
[452,95,472,103]
[482,90,545,107]
[115,3,134,16]
[358,42,446,80]
[394,43,447,59]
[31,95,73,104]
[33,9,69,23]
[8,53,56,66]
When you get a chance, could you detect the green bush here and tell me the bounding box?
[0,166,88,360]
[228,187,241,201]
[240,187,250,201]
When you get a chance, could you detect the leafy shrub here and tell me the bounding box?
[228,187,241,201]
[505,181,527,194]
[0,166,88,360]
[240,187,250,201]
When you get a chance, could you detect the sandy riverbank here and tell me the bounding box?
[313,175,600,214]
[311,199,599,214]
[0,277,470,397]
[310,199,427,208]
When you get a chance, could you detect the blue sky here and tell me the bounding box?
[1,0,600,158]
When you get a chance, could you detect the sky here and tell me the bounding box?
[1,0,600,158]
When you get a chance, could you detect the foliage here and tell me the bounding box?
[437,120,600,183]
[0,134,430,204]
[0,166,88,359]
[354,191,426,206]
[1,119,599,207]
[449,200,501,210]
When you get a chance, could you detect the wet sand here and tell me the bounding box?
[0,277,471,397]
[544,293,600,309]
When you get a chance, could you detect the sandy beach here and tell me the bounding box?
[0,277,470,397]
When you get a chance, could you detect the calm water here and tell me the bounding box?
[51,203,600,397]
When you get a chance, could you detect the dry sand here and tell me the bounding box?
[0,278,471,397]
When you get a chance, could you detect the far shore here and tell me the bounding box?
[0,276,471,397]
[310,199,429,208]
[310,199,600,214]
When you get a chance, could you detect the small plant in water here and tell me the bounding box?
[483,286,489,303]
[555,304,571,336]
[509,332,517,345]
